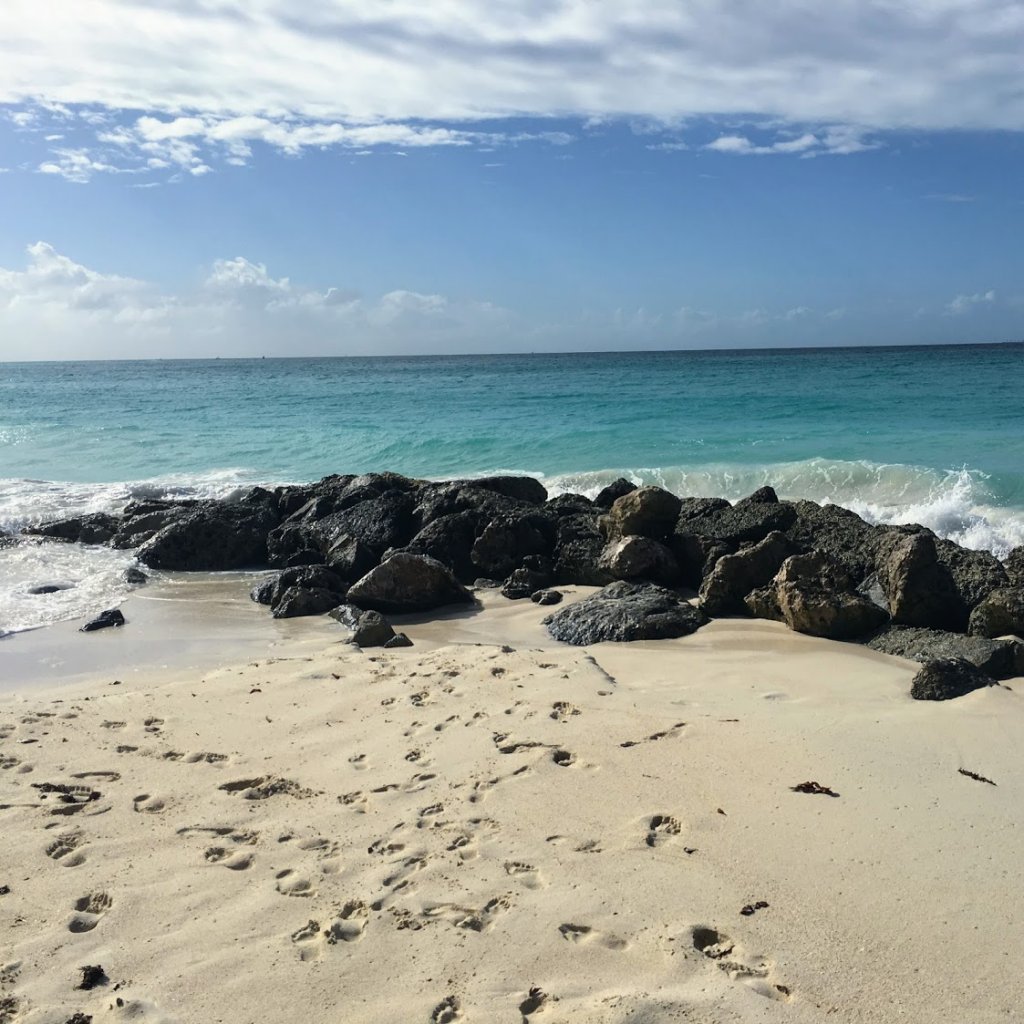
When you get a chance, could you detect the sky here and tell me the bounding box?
[0,1,1022,359]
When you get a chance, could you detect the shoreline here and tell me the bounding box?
[1,593,1022,1022]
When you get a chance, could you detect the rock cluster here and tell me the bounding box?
[28,474,1024,697]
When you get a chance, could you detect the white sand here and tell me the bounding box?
[1,588,1022,1023]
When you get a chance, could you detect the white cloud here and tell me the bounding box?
[945,289,996,314]
[0,1,1022,179]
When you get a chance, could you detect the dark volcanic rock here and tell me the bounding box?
[402,511,483,581]
[668,533,730,589]
[684,500,796,547]
[122,567,148,585]
[531,588,563,606]
[137,501,279,570]
[552,514,615,586]
[783,501,887,583]
[112,502,195,548]
[347,553,475,613]
[29,512,121,545]
[328,603,362,629]
[1005,547,1024,587]
[594,478,637,508]
[598,535,680,585]
[599,487,682,542]
[250,577,276,605]
[314,491,416,557]
[742,486,781,504]
[324,534,378,583]
[676,497,731,523]
[864,624,1019,679]
[266,522,324,569]
[349,610,397,647]
[453,475,547,505]
[968,588,1024,639]
[934,538,1008,612]
[271,586,340,619]
[877,533,966,631]
[544,493,595,516]
[910,659,996,701]
[699,531,793,616]
[28,582,73,595]
[745,551,889,640]
[384,632,414,648]
[501,567,552,600]
[544,581,708,645]
[80,608,125,632]
[471,512,556,579]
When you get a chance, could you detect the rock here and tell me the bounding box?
[28,512,121,545]
[598,535,680,584]
[328,603,362,628]
[599,487,682,542]
[910,659,996,701]
[137,501,279,571]
[544,581,707,645]
[271,587,340,619]
[594,478,637,508]
[111,501,195,549]
[122,567,148,585]
[864,624,1019,679]
[323,534,378,583]
[934,538,1009,612]
[745,551,889,640]
[314,491,416,557]
[403,511,483,581]
[783,501,886,583]
[501,567,551,600]
[683,499,796,547]
[1005,547,1024,587]
[677,497,731,522]
[453,475,547,505]
[266,522,324,568]
[347,553,475,613]
[668,533,731,589]
[268,565,347,610]
[531,588,563,606]
[544,493,595,516]
[742,486,780,504]
[80,609,125,632]
[250,577,276,605]
[384,632,414,648]
[552,514,615,586]
[412,481,527,529]
[699,531,793,616]
[349,610,397,647]
[877,533,966,631]
[28,582,73,595]
[968,588,1024,639]
[471,512,556,579]
[473,578,502,589]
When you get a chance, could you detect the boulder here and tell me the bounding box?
[111,501,195,548]
[266,522,324,568]
[677,497,731,523]
[501,567,551,600]
[314,490,416,556]
[28,582,73,595]
[250,577,276,605]
[271,586,340,619]
[910,659,996,701]
[934,538,1009,612]
[80,608,125,632]
[668,533,730,589]
[544,581,707,645]
[864,624,1020,680]
[552,514,615,586]
[594,478,637,508]
[471,512,556,579]
[324,534,378,583]
[328,603,362,629]
[137,501,279,570]
[783,501,889,584]
[347,553,475,613]
[453,475,547,505]
[349,610,397,647]
[402,511,483,581]
[1005,547,1024,587]
[599,487,682,542]
[28,512,121,545]
[122,567,148,585]
[268,565,347,608]
[598,535,680,585]
[699,531,793,616]
[968,588,1024,639]
[544,493,595,516]
[384,632,414,648]
[877,533,966,631]
[412,481,528,529]
[683,500,796,547]
[745,551,889,640]
[742,486,781,504]
[531,589,563,606]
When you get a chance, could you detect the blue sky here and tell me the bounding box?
[0,1,1022,359]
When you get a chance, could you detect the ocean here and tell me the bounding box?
[2,344,1023,633]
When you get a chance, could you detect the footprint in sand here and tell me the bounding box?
[326,900,369,943]
[348,753,368,770]
[185,752,229,765]
[144,717,164,734]
[133,794,166,814]
[550,701,581,722]
[45,832,86,867]
[68,891,112,933]
[276,870,317,897]
[383,855,427,889]
[519,987,551,1019]
[503,861,543,890]
[430,995,461,1022]
[101,721,126,730]
[558,922,628,950]
[691,925,792,1002]
[206,847,254,870]
[645,814,682,848]
[551,749,576,767]
[290,919,325,962]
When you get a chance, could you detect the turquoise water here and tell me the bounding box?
[1,344,1023,631]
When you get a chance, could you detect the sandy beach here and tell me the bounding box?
[2,586,1022,1024]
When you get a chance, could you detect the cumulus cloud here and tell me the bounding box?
[0,243,514,359]
[0,1,1022,178]
[945,289,996,314]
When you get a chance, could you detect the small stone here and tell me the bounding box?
[80,609,125,633]
[383,632,414,648]
[350,610,396,648]
[77,965,107,990]
[122,567,148,585]
[531,589,563,606]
